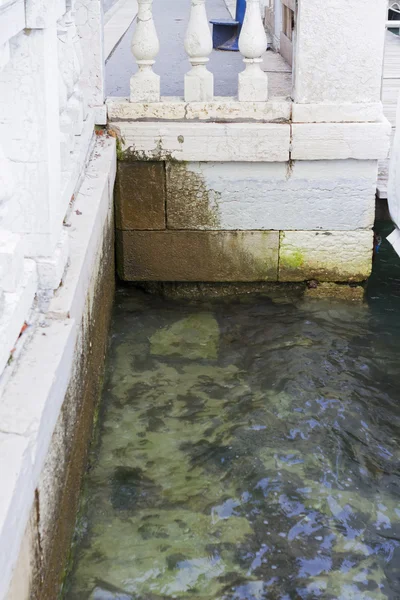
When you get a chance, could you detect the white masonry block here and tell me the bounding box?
[0,27,62,257]
[293,0,387,104]
[106,96,292,122]
[114,121,290,162]
[292,102,383,124]
[291,119,391,161]
[0,231,24,293]
[36,229,69,290]
[166,160,378,231]
[0,259,37,376]
[25,0,64,29]
[279,230,374,282]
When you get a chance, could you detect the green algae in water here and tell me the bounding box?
[65,229,400,600]
[150,313,220,360]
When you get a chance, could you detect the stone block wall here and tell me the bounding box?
[115,159,378,283]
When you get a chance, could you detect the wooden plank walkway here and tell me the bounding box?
[378,30,400,199]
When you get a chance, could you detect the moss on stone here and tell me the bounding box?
[150,313,220,360]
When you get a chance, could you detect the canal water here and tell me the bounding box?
[64,223,400,600]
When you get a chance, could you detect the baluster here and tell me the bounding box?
[238,0,268,101]
[184,0,213,102]
[131,0,160,103]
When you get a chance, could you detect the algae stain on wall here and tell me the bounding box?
[279,232,306,279]
[166,163,222,229]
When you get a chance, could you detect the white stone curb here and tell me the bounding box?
[0,136,116,600]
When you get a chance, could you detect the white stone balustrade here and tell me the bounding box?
[130,0,160,103]
[238,0,269,101]
[127,0,270,105]
[184,0,214,102]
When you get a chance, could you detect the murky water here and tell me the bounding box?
[65,223,400,600]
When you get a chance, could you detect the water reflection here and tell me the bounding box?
[65,223,400,600]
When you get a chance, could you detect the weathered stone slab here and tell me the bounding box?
[115,162,166,230]
[116,230,279,281]
[291,120,391,160]
[166,160,377,231]
[279,230,374,282]
[107,96,291,122]
[110,121,290,162]
[292,102,382,123]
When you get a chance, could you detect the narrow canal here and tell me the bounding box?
[64,222,400,600]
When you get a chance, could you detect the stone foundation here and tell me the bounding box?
[115,160,375,283]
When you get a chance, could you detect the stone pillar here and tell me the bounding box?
[293,0,387,104]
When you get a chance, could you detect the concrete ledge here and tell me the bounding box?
[49,137,116,320]
[112,121,291,162]
[0,136,116,599]
[107,96,292,122]
[36,230,69,291]
[279,230,374,282]
[0,317,76,600]
[0,433,34,600]
[60,111,96,222]
[291,118,391,160]
[117,230,280,281]
[0,260,37,376]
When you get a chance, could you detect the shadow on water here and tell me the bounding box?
[64,222,400,600]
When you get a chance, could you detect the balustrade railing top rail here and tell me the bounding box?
[130,0,269,104]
